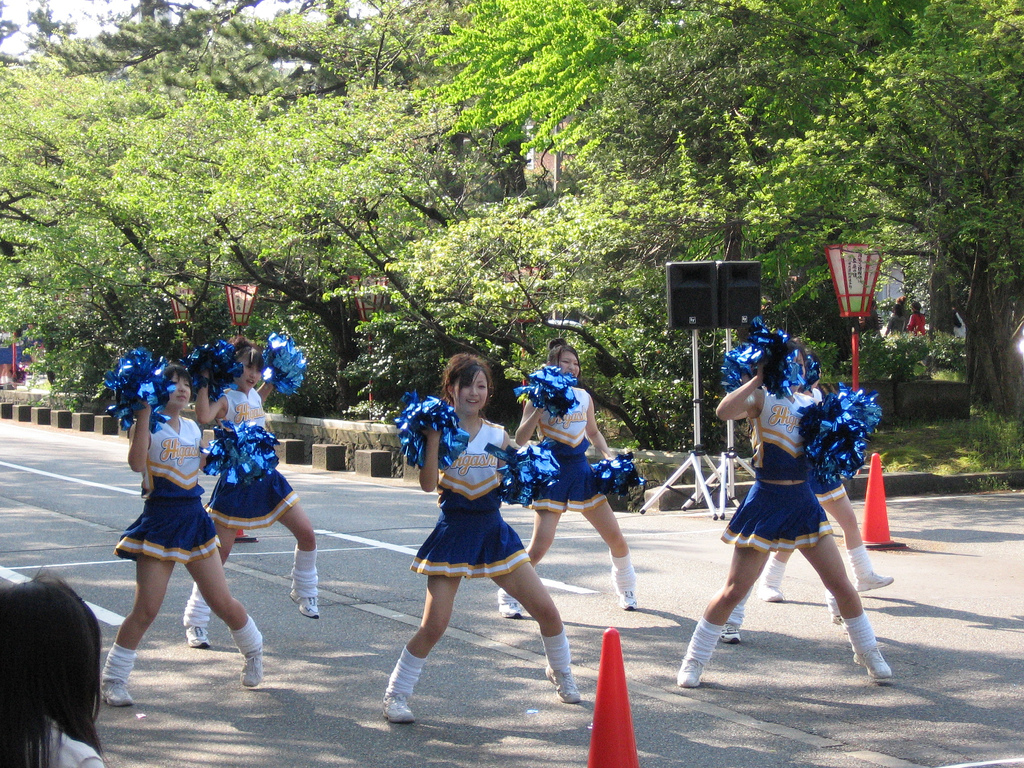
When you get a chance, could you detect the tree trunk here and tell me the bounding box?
[964,260,1023,416]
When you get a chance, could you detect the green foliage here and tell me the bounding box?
[858,333,929,382]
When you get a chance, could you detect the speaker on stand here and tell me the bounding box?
[641,261,761,517]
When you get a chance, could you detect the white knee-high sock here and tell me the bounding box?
[183,581,211,629]
[102,644,137,684]
[291,546,318,597]
[610,553,637,594]
[230,616,263,658]
[845,545,876,580]
[760,553,788,588]
[684,617,723,664]
[727,585,752,627]
[541,629,572,672]
[387,647,427,697]
[843,612,878,654]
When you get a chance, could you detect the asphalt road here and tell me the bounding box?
[1,419,1022,768]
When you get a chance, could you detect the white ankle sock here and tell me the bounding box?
[541,629,572,672]
[685,617,723,664]
[387,647,427,697]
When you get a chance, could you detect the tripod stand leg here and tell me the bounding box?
[639,455,696,514]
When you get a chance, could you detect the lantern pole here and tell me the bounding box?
[170,286,195,358]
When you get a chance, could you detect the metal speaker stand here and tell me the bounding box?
[640,329,724,516]
[712,330,756,519]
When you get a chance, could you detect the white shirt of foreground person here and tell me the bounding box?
[53,732,104,768]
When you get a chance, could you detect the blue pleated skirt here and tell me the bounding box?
[411,507,530,579]
[115,497,220,564]
[808,475,847,503]
[722,481,833,553]
[207,470,299,529]
[533,453,606,515]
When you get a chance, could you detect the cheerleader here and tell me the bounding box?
[101,363,263,707]
[382,354,580,724]
[182,335,319,649]
[677,344,891,688]
[724,379,892,643]
[497,339,637,619]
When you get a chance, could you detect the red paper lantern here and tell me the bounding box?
[170,286,194,324]
[826,245,882,317]
[225,284,258,327]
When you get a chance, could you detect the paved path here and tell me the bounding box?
[1,420,1022,768]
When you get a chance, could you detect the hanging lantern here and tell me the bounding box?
[826,245,883,389]
[826,245,882,317]
[225,284,258,327]
[349,275,388,322]
[170,286,194,324]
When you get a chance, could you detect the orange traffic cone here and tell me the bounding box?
[235,529,258,543]
[861,453,906,550]
[587,628,640,768]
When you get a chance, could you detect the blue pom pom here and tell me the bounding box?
[262,333,306,395]
[185,341,243,401]
[202,420,280,485]
[394,392,470,469]
[485,439,561,506]
[514,366,579,418]
[721,316,806,397]
[104,348,172,433]
[799,385,882,487]
[591,452,646,496]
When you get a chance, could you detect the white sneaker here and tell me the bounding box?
[854,648,892,680]
[676,658,704,688]
[720,623,741,644]
[101,680,134,707]
[186,625,210,649]
[617,590,639,611]
[383,692,415,723]
[855,572,894,592]
[757,581,785,603]
[497,590,524,619]
[290,590,320,619]
[546,666,581,703]
[241,652,263,687]
[825,592,844,625]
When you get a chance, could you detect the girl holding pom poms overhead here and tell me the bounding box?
[677,331,892,689]
[101,362,263,708]
[497,338,638,620]
[381,353,581,725]
[181,334,319,652]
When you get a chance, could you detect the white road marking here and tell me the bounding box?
[0,564,124,626]
[0,459,138,495]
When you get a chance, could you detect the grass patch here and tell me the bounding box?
[870,411,1024,474]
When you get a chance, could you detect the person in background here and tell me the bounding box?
[0,576,105,768]
[952,306,967,339]
[907,301,927,335]
[883,296,907,337]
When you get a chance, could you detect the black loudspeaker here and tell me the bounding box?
[666,261,718,329]
[717,260,761,328]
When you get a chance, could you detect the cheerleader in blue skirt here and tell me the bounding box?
[676,345,892,688]
[382,354,581,724]
[100,363,263,707]
[182,336,319,649]
[497,339,637,619]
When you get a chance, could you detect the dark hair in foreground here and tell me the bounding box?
[545,337,580,367]
[0,576,102,768]
[230,334,263,367]
[440,353,493,408]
